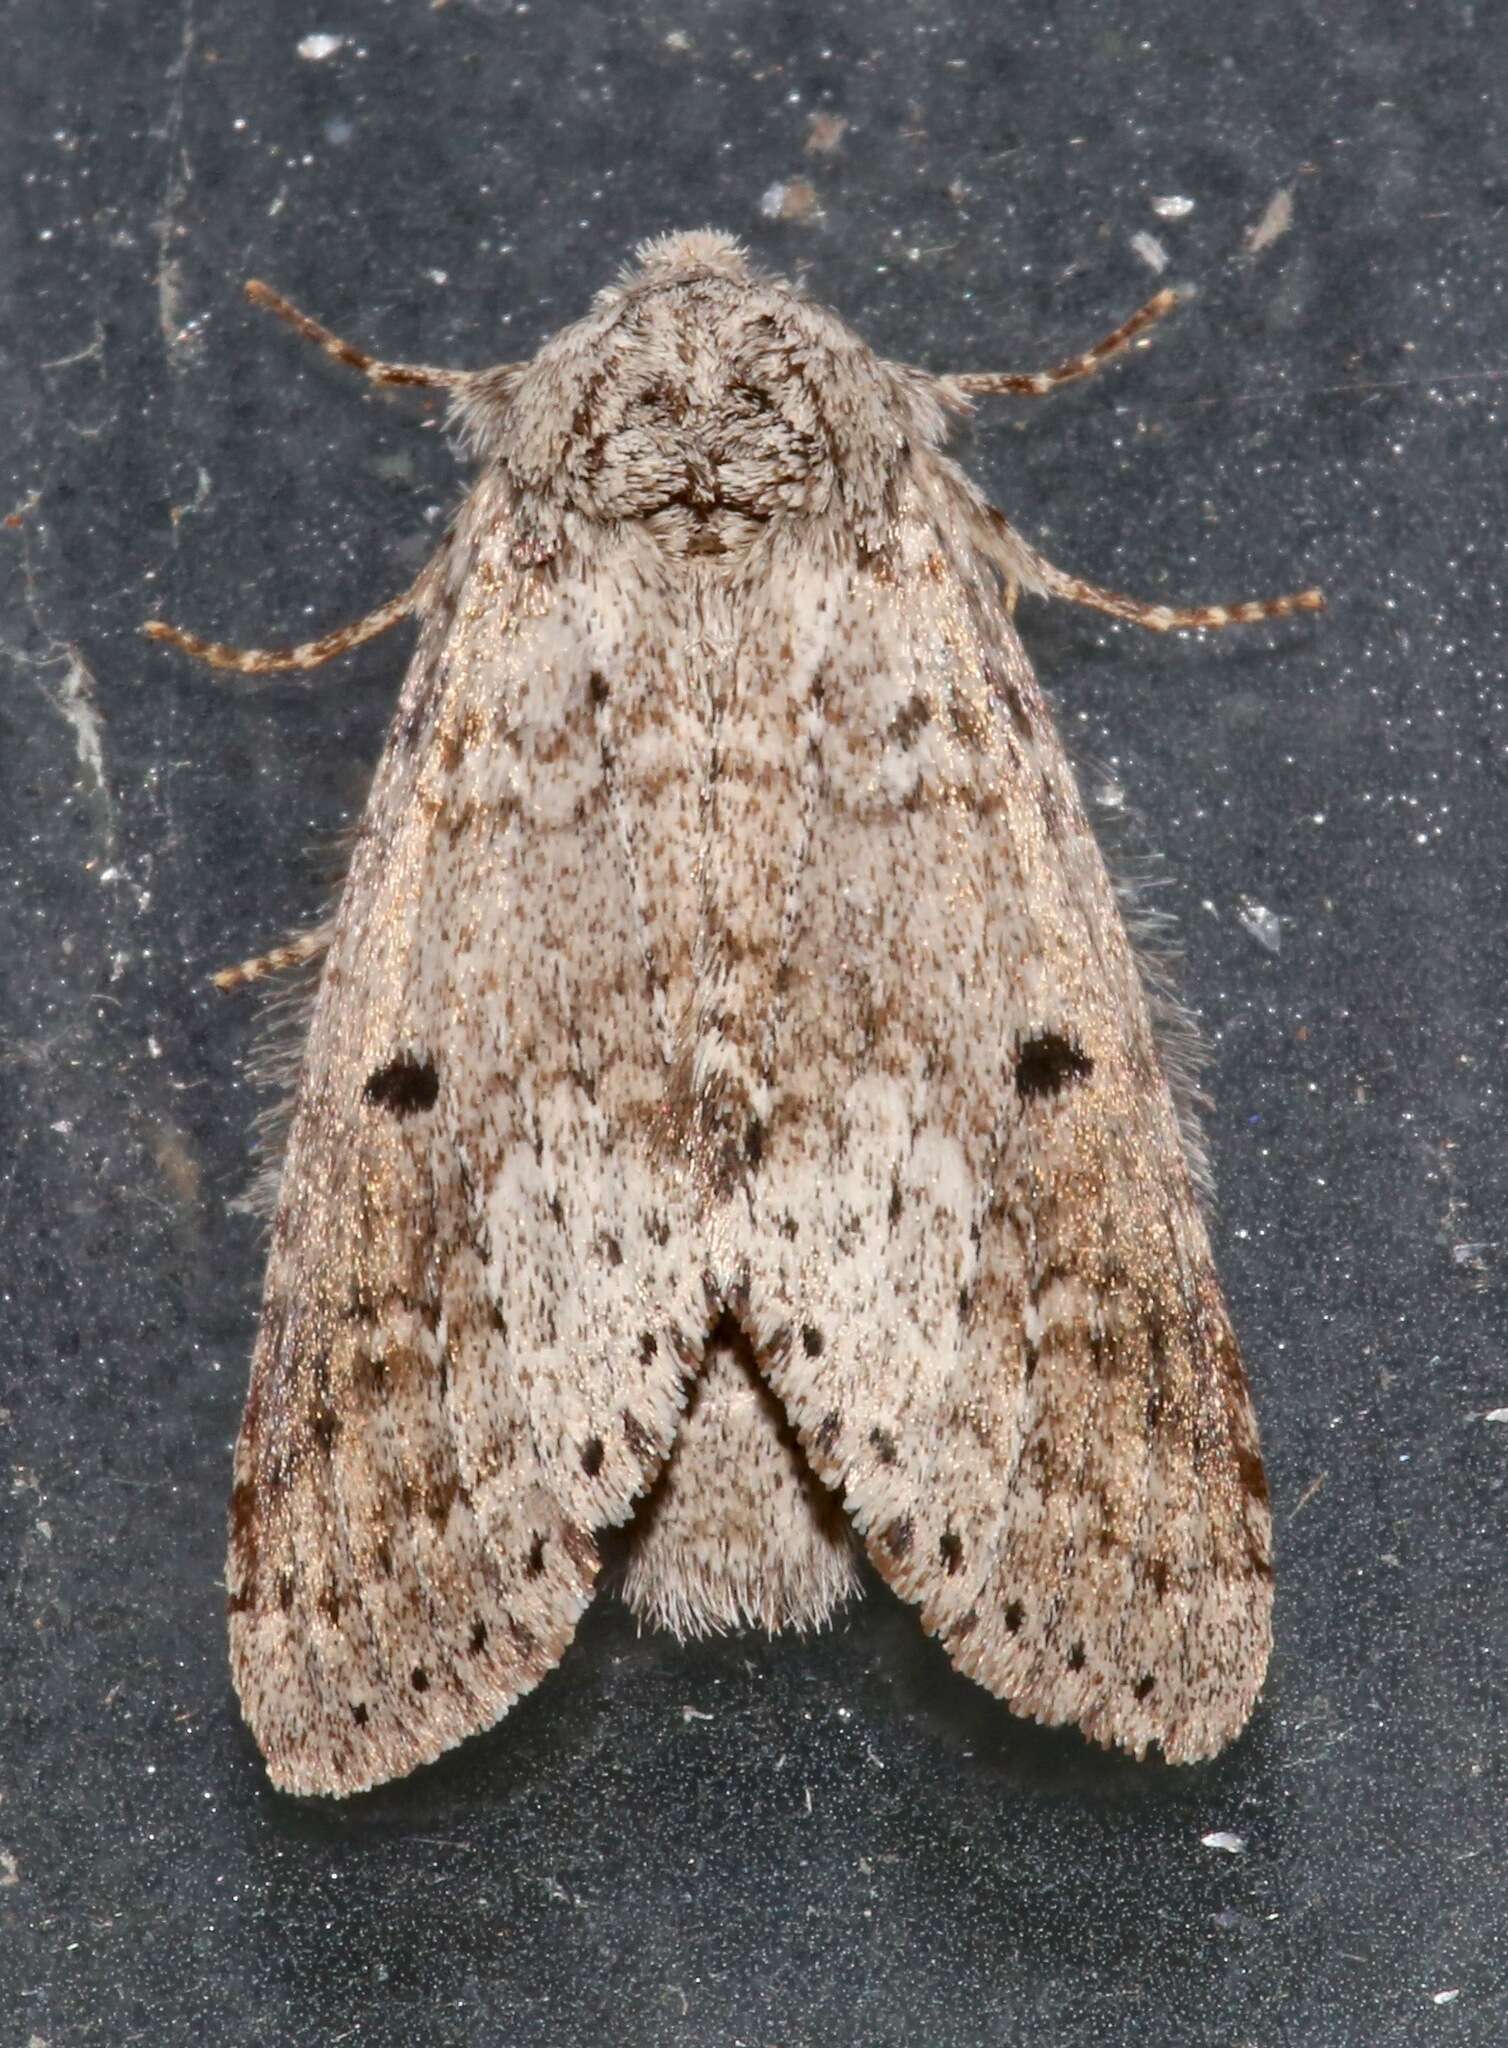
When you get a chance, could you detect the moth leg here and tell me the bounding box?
[211,923,331,993]
[1032,558,1325,633]
[976,511,1325,632]
[142,580,417,674]
[243,279,482,392]
[948,290,1178,398]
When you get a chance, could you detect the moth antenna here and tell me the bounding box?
[142,579,418,674]
[948,289,1179,398]
[212,926,332,994]
[243,279,494,392]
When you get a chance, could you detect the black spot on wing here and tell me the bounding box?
[1014,1032,1093,1101]
[363,1052,440,1118]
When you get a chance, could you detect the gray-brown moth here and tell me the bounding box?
[150,233,1321,1796]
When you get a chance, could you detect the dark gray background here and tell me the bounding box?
[4,2,1504,2043]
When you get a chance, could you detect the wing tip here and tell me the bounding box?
[935,1606,1271,1765]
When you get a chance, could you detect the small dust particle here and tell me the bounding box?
[1236,897,1283,955]
[1431,1989,1460,2007]
[1152,194,1195,220]
[1201,1830,1246,1854]
[1130,231,1169,274]
[297,33,344,61]
[760,180,820,224]
[805,112,848,155]
[1247,187,1295,255]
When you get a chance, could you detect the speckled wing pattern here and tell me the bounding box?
[206,232,1275,1794]
[229,513,709,1795]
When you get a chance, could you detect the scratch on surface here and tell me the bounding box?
[40,322,106,373]
[153,0,199,354]
[170,464,213,527]
[1276,1713,1356,1772]
[1179,363,1508,411]
[53,646,107,793]
[1288,1470,1327,1521]
[5,498,116,842]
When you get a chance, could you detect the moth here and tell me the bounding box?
[150,233,1320,1796]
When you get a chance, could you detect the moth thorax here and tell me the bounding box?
[564,318,834,559]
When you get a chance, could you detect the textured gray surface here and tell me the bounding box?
[3,2,1505,2042]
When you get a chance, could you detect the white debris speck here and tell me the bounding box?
[297,33,344,61]
[1130,231,1169,274]
[680,1704,712,1723]
[52,647,107,795]
[664,29,691,51]
[1201,1830,1246,1854]
[1431,1989,1460,2006]
[1247,186,1295,255]
[1483,1408,1508,1424]
[1236,897,1283,954]
[759,179,820,224]
[1152,194,1195,220]
[804,111,848,155]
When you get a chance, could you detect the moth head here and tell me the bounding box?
[489,233,951,563]
[619,229,754,290]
